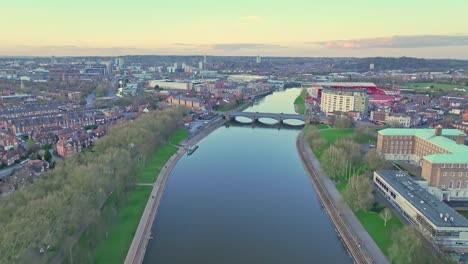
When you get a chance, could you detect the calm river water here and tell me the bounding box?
[143,88,352,264]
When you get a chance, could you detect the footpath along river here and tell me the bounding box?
[143,88,352,264]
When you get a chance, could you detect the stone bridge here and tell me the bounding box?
[220,111,311,124]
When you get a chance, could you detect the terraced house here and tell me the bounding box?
[377,126,468,201]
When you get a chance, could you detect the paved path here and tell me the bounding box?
[297,133,389,264]
[124,117,226,264]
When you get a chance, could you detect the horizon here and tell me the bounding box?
[1,0,468,58]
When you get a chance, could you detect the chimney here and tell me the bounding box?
[435,125,443,136]
[456,134,465,145]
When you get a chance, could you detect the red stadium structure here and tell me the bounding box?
[311,82,400,104]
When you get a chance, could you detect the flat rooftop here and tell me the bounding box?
[376,170,468,228]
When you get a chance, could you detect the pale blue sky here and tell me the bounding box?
[1,0,467,57]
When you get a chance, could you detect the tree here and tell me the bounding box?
[379,207,392,226]
[342,175,374,211]
[300,88,308,100]
[333,116,353,128]
[389,226,438,264]
[364,149,389,171]
[44,150,52,162]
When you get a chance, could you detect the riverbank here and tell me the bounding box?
[293,96,306,114]
[124,116,226,264]
[296,131,388,264]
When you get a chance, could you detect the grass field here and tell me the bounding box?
[138,128,188,183]
[76,128,188,263]
[355,209,404,257]
[93,185,152,264]
[404,82,467,90]
[294,96,306,114]
[319,128,354,145]
[317,124,330,130]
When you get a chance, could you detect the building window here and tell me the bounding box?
[443,172,447,177]
[442,164,445,168]
[459,172,463,177]
[457,181,462,189]
[451,172,455,177]
[449,181,454,189]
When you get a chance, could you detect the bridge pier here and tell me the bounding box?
[224,113,232,122]
[277,116,283,124]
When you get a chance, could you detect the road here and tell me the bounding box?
[0,163,24,179]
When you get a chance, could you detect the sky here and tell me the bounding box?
[1,0,468,58]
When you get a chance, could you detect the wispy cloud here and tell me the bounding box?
[309,35,468,49]
[238,15,263,26]
[211,43,285,52]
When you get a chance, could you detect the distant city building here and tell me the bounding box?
[148,80,192,90]
[369,63,374,71]
[115,58,125,68]
[199,61,204,70]
[374,170,468,252]
[320,88,368,115]
[256,55,261,64]
[168,96,202,109]
[67,92,82,101]
[377,127,468,201]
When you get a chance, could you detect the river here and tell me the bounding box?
[143,88,352,264]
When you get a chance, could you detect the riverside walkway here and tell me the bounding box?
[124,116,226,264]
[297,132,389,264]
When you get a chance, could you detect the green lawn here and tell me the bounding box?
[355,209,404,257]
[93,185,153,264]
[294,96,306,114]
[353,133,377,144]
[319,128,354,145]
[138,128,188,183]
[405,82,467,90]
[74,128,188,263]
[169,128,189,145]
[317,124,330,130]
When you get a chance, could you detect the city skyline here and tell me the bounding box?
[1,0,468,58]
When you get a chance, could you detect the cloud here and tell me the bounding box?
[211,43,285,52]
[310,35,468,49]
[238,16,263,26]
[171,43,194,46]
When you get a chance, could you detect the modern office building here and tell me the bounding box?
[377,127,468,201]
[374,170,468,252]
[320,88,368,115]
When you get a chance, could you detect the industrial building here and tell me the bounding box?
[377,127,468,201]
[148,80,192,90]
[319,88,368,115]
[374,170,468,252]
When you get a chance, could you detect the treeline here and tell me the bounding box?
[310,125,388,211]
[0,108,185,263]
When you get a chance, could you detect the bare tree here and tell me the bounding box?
[380,207,392,226]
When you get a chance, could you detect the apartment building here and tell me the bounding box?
[320,88,368,115]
